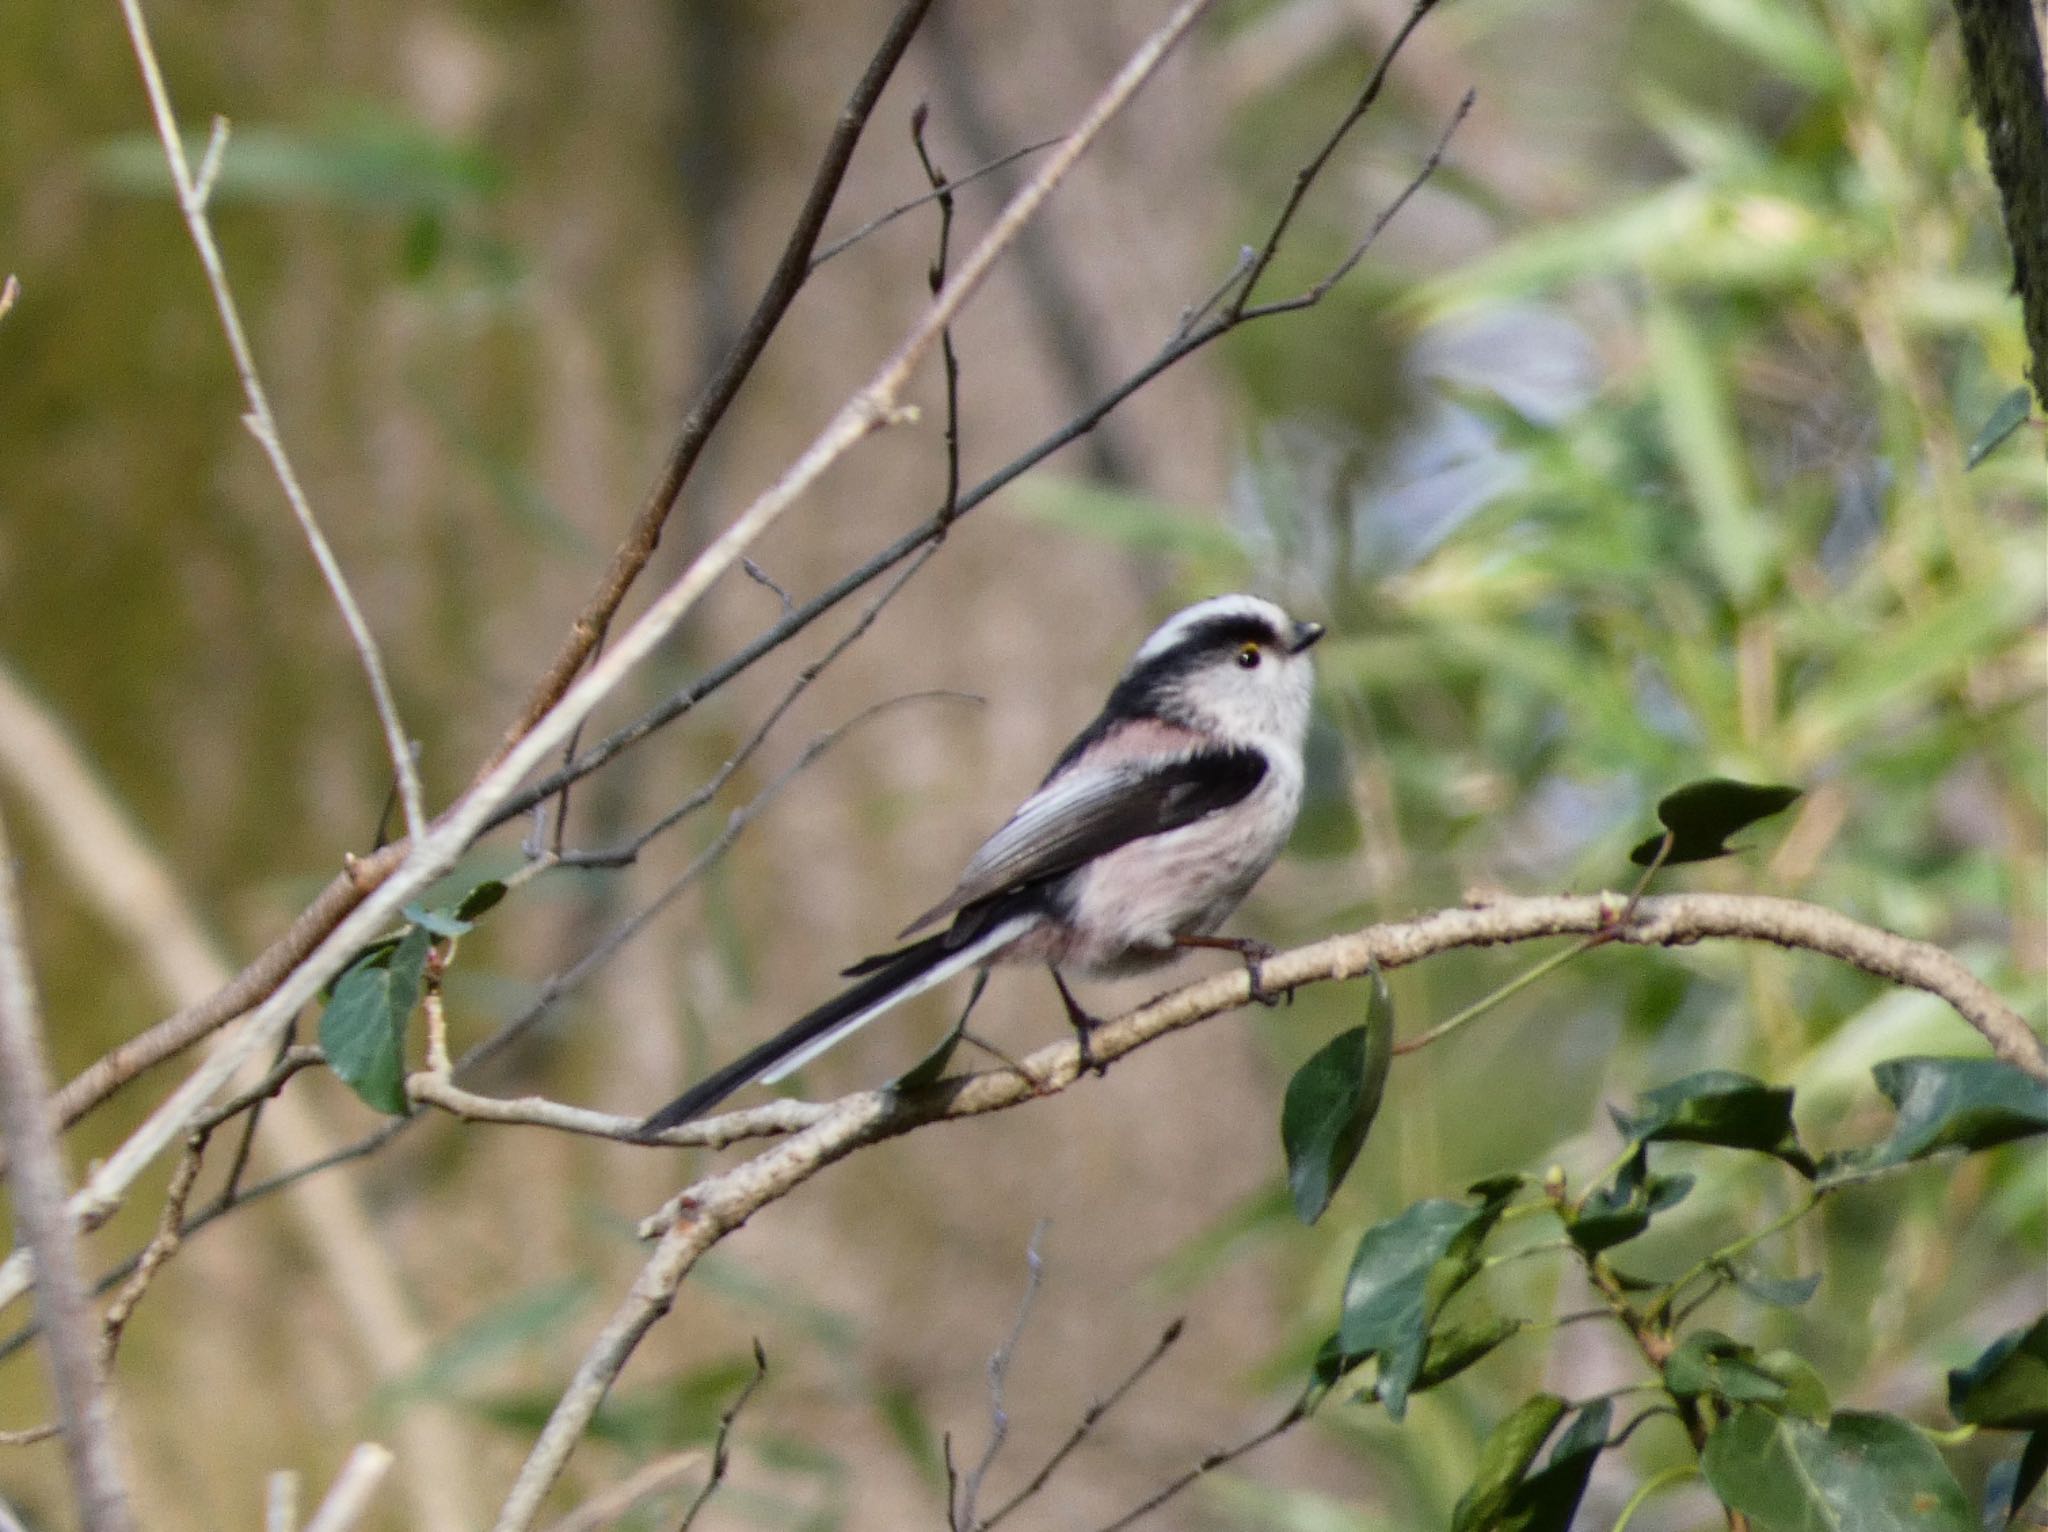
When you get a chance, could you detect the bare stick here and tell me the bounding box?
[0,810,135,1531]
[676,1341,768,1530]
[110,16,424,840]
[1094,1391,1311,1532]
[811,135,1065,269]
[978,1318,1185,1530]
[954,1222,1049,1530]
[300,1444,396,1532]
[265,1471,299,1532]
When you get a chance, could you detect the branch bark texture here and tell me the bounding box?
[0,812,135,1532]
[1951,0,2048,412]
[486,890,2040,1530]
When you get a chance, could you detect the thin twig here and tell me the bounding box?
[978,1317,1186,1531]
[485,0,941,769]
[676,1340,769,1531]
[955,1222,1050,1531]
[98,1134,207,1367]
[0,809,135,1531]
[911,104,965,525]
[810,135,1064,269]
[111,22,424,838]
[1094,1391,1311,1532]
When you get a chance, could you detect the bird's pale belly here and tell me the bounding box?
[1001,770,1301,975]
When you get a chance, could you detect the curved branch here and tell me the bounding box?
[488,891,2040,1528]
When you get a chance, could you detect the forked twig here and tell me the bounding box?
[110,13,424,840]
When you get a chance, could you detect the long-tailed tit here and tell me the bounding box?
[639,593,1324,1130]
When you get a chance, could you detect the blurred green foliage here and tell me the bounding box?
[1040,0,2044,1521]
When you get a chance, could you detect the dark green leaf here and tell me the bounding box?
[1966,387,2033,469]
[453,879,508,923]
[1451,1393,1568,1532]
[1949,1314,2048,1430]
[319,925,431,1115]
[1414,1315,1525,1395]
[1338,1198,1483,1420]
[1496,1399,1612,1532]
[1569,1146,1695,1252]
[1753,1349,1831,1421]
[1821,1057,2048,1182]
[1282,967,1395,1224]
[2010,1429,2048,1522]
[1702,1407,1973,1532]
[1629,777,1801,866]
[1613,1069,1814,1174]
[1664,1329,1789,1406]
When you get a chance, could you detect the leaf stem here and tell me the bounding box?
[1612,1463,1699,1532]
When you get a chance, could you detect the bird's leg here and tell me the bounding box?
[953,971,1046,1089]
[1175,933,1289,1006]
[1049,966,1107,1076]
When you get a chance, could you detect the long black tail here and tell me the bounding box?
[637,929,976,1132]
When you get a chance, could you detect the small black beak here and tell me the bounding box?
[1289,620,1326,654]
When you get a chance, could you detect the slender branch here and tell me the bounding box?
[0,811,135,1531]
[484,0,940,769]
[1095,1392,1311,1532]
[977,1317,1186,1531]
[810,135,1065,269]
[955,1222,1049,1531]
[498,887,2035,1532]
[110,18,424,840]
[676,1341,768,1531]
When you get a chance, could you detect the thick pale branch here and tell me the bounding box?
[481,891,2036,1532]
[0,813,135,1532]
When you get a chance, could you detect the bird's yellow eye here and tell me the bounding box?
[1236,643,1262,669]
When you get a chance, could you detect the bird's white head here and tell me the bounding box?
[1116,594,1324,746]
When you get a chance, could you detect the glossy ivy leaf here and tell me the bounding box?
[1966,386,2032,469]
[1664,1329,1789,1406]
[1612,1069,1814,1173]
[1948,1314,2048,1430]
[1337,1185,1518,1421]
[1702,1407,1972,1532]
[1629,777,1801,866]
[1494,1398,1611,1532]
[320,924,432,1115]
[1450,1393,1567,1532]
[1820,1057,2048,1183]
[1568,1145,1694,1252]
[1282,966,1394,1224]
